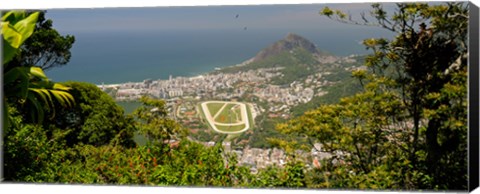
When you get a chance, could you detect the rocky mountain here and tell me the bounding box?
[219,33,335,85]
[252,33,329,62]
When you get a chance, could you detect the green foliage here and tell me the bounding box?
[3,107,70,181]
[7,11,75,70]
[277,82,406,188]
[49,82,136,147]
[308,162,402,189]
[2,10,74,131]
[275,2,469,190]
[5,99,304,188]
[6,67,75,119]
[291,69,363,116]
[2,11,39,64]
[20,140,251,187]
[221,48,320,85]
[265,48,319,85]
[133,96,187,145]
[320,7,334,17]
[358,2,468,190]
[247,161,307,188]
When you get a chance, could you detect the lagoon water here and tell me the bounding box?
[45,5,394,85]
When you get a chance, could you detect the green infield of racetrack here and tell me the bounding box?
[214,104,240,123]
[207,102,224,116]
[215,124,246,132]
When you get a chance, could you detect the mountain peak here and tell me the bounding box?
[253,33,322,62]
[284,33,307,42]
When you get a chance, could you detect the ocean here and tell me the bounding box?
[47,28,391,85]
[45,5,394,85]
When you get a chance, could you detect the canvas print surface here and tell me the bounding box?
[1,2,474,191]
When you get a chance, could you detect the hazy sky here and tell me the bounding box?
[46,3,397,34]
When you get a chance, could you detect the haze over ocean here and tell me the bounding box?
[46,4,395,84]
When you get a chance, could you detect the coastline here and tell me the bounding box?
[97,58,253,87]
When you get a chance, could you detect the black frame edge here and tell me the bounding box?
[469,1,480,192]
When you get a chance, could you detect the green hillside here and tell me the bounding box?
[220,33,327,85]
